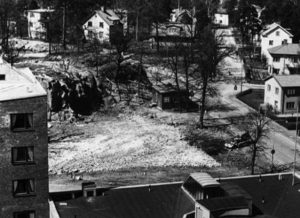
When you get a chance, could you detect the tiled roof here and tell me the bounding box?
[270,75,300,87]
[268,43,300,56]
[0,58,46,101]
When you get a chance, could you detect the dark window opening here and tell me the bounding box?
[12,147,34,165]
[13,179,35,197]
[11,113,33,131]
[87,191,94,197]
[99,22,103,28]
[0,74,5,80]
[14,210,35,218]
[88,21,92,27]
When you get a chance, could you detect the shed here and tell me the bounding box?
[152,83,189,110]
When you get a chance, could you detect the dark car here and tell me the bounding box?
[225,131,252,150]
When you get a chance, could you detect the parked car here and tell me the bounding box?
[225,131,252,150]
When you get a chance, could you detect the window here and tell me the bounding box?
[88,30,94,38]
[11,113,33,132]
[88,21,92,27]
[13,179,35,197]
[267,84,271,91]
[286,102,295,109]
[276,31,280,36]
[275,87,279,94]
[99,32,103,38]
[99,22,104,28]
[282,39,287,45]
[292,57,299,63]
[14,211,35,218]
[30,12,34,18]
[163,97,170,103]
[12,147,34,165]
[0,74,5,80]
[287,89,296,95]
[269,40,273,46]
[29,22,33,27]
[273,57,280,62]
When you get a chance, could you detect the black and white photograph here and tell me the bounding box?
[1,0,300,217]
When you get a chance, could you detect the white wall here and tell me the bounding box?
[214,13,229,26]
[28,12,46,39]
[269,56,300,75]
[264,77,283,112]
[261,27,292,65]
[83,13,110,42]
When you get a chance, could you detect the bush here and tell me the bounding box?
[183,124,225,156]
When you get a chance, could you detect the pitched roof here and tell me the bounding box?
[268,43,300,56]
[262,22,293,37]
[95,9,120,26]
[268,75,300,88]
[0,58,46,101]
[27,8,55,13]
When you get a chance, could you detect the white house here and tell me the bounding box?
[27,8,54,40]
[268,43,300,75]
[264,75,300,113]
[213,9,229,26]
[82,7,122,43]
[260,23,293,63]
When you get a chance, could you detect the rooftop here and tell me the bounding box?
[189,172,220,188]
[269,75,300,87]
[197,196,248,212]
[262,22,293,37]
[52,173,300,218]
[27,8,55,13]
[268,43,300,56]
[0,58,46,101]
[95,9,120,26]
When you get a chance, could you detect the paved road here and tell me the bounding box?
[215,27,300,167]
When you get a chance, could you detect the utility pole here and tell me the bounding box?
[293,104,299,186]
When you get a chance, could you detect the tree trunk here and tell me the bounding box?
[155,22,159,52]
[135,14,139,41]
[199,79,207,128]
[251,146,257,175]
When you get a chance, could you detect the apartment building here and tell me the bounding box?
[0,58,49,218]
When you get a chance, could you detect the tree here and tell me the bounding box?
[195,25,235,128]
[147,0,171,52]
[246,112,270,175]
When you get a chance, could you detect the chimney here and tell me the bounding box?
[82,182,97,197]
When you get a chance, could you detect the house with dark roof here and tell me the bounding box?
[50,172,300,218]
[268,43,300,75]
[264,75,300,113]
[82,7,123,43]
[260,23,293,64]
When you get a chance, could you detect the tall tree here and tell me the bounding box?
[195,25,235,128]
[246,112,269,175]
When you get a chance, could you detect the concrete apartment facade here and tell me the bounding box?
[0,60,49,218]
